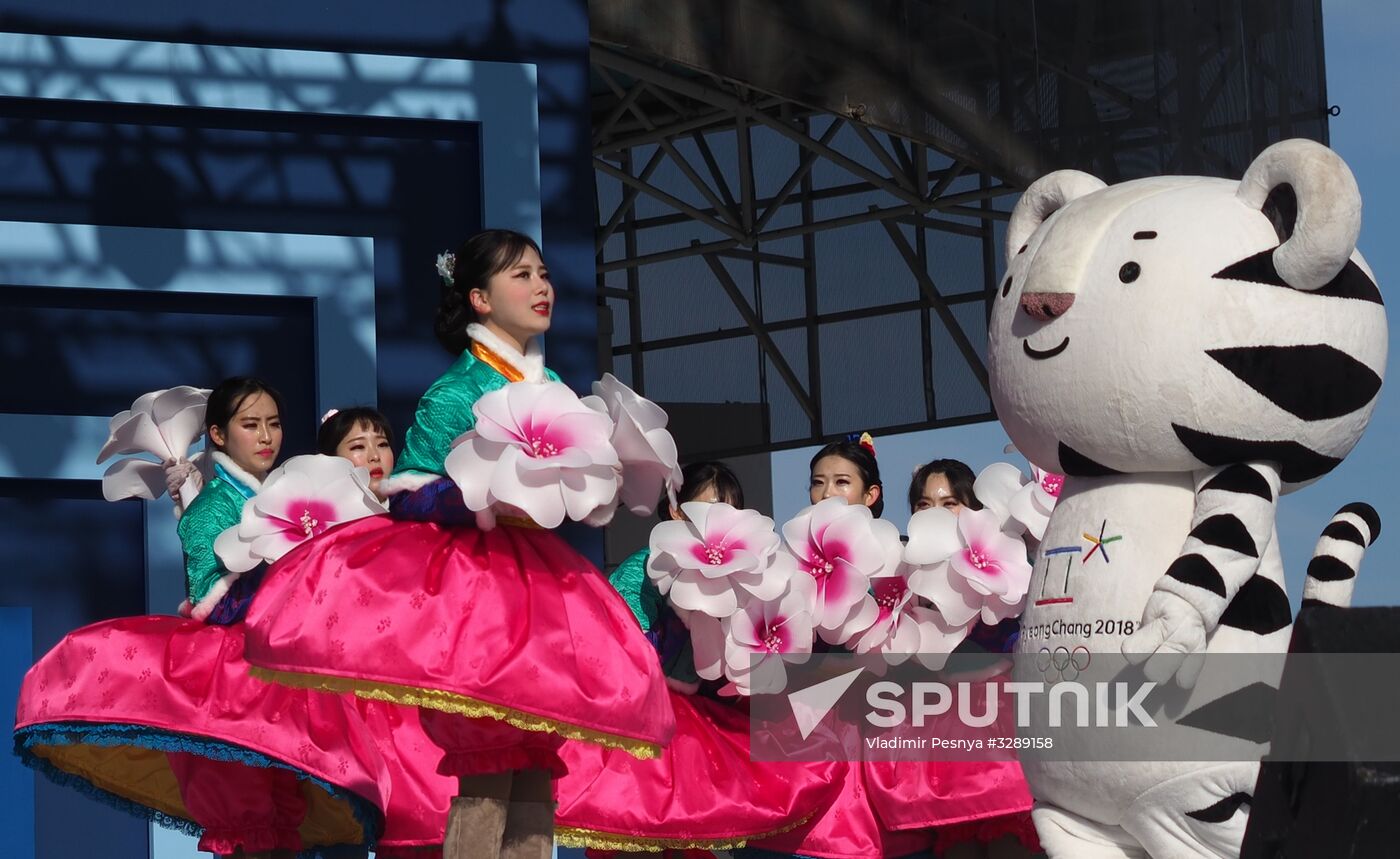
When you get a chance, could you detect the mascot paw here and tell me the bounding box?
[1122,591,1207,688]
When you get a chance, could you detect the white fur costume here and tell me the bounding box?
[987,139,1386,858]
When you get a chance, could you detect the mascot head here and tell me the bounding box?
[987,139,1386,492]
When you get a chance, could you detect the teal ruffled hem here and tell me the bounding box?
[13,729,204,837]
[14,722,382,852]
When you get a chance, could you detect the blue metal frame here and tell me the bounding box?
[0,31,544,859]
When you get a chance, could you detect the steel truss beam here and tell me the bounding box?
[611,292,989,356]
[591,3,1326,457]
[592,44,1008,453]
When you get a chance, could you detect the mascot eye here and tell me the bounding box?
[1119,262,1141,284]
[1001,275,1013,298]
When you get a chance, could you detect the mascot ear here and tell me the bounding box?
[1236,139,1361,291]
[1006,170,1106,268]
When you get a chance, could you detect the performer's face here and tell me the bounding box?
[809,455,879,511]
[667,483,721,521]
[913,473,964,515]
[334,421,394,500]
[210,392,282,478]
[470,245,553,350]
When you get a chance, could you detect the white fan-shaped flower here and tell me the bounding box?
[972,462,1029,534]
[444,381,621,529]
[780,499,901,645]
[1012,464,1064,540]
[647,502,787,619]
[974,461,1064,541]
[717,574,818,696]
[214,455,385,573]
[905,507,1032,628]
[853,563,972,671]
[582,373,683,515]
[97,386,211,506]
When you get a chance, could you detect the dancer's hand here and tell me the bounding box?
[163,458,200,498]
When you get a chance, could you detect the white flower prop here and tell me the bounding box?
[1015,464,1064,539]
[720,574,818,696]
[445,381,621,529]
[97,386,211,508]
[780,498,902,645]
[647,501,788,618]
[680,608,725,682]
[971,462,1029,534]
[214,455,385,573]
[905,507,1033,627]
[582,373,683,515]
[974,461,1064,541]
[853,564,972,670]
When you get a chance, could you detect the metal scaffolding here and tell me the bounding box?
[591,46,1014,456]
[591,0,1329,458]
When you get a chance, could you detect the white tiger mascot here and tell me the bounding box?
[988,139,1386,858]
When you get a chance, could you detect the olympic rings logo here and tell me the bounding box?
[1036,645,1091,681]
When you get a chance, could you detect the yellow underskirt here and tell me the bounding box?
[28,741,366,846]
[250,666,660,760]
[554,809,816,852]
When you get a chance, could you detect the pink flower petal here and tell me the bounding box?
[904,508,963,566]
[488,456,567,529]
[670,572,741,618]
[248,531,305,563]
[592,373,669,429]
[972,462,1027,524]
[775,571,818,621]
[957,508,1001,548]
[814,557,858,605]
[99,409,170,462]
[540,410,619,466]
[505,382,573,434]
[734,556,793,602]
[819,594,878,645]
[100,458,168,502]
[213,524,258,574]
[156,401,209,460]
[888,615,924,654]
[687,613,725,681]
[821,515,881,573]
[650,519,704,561]
[728,604,762,648]
[270,498,339,540]
[617,464,667,515]
[744,654,791,695]
[444,436,506,511]
[907,562,982,627]
[559,463,621,524]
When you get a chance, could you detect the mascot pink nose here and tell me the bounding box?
[1020,292,1076,321]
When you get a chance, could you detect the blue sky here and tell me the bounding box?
[774,1,1400,607]
[1291,0,1399,605]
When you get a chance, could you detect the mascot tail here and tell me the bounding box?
[1301,502,1381,610]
